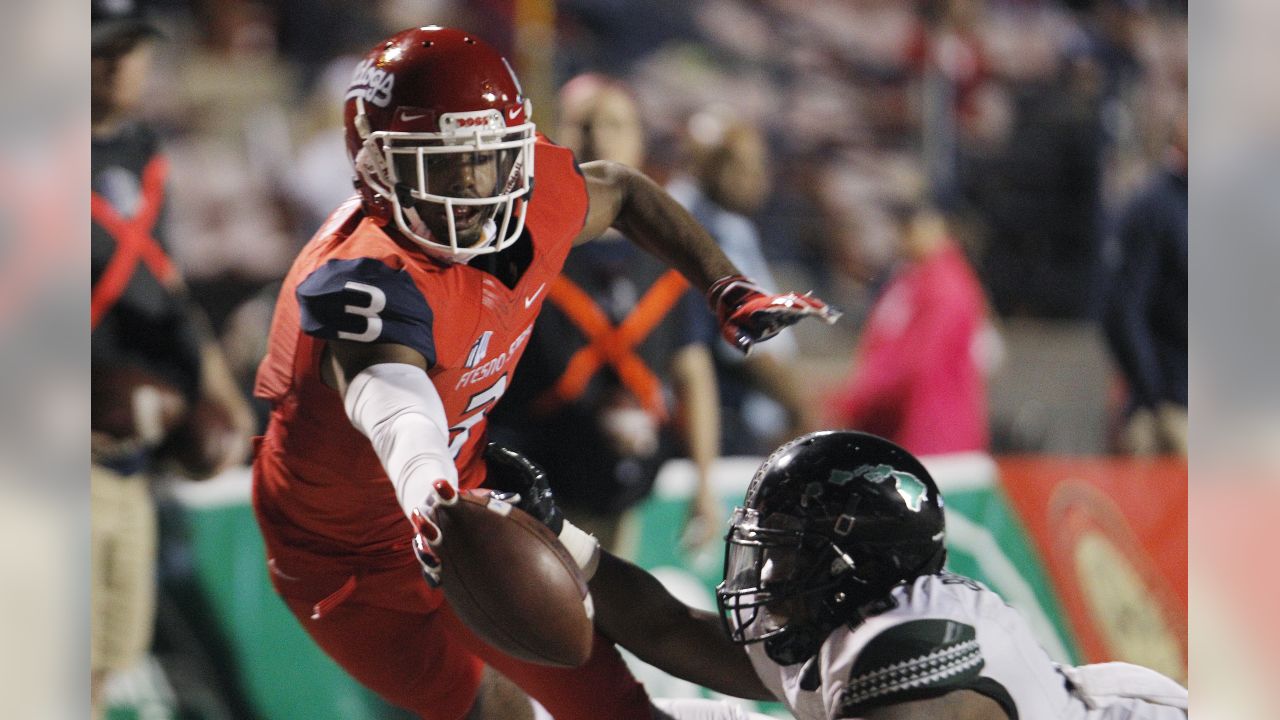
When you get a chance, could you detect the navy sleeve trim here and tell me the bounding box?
[297,257,437,367]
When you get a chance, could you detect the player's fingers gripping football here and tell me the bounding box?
[708,274,842,353]
[410,479,458,587]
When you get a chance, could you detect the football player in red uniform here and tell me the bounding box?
[252,26,838,720]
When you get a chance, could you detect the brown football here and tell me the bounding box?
[91,364,187,442]
[434,490,594,668]
[157,396,240,479]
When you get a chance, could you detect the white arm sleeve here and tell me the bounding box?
[343,363,458,520]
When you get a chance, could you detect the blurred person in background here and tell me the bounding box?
[251,27,837,720]
[152,0,299,325]
[554,73,646,174]
[1103,106,1187,455]
[286,55,367,233]
[973,41,1108,320]
[667,109,818,456]
[219,55,365,434]
[825,181,989,456]
[913,0,996,203]
[91,1,253,717]
[492,73,723,553]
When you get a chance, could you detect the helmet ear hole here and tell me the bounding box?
[353,146,386,185]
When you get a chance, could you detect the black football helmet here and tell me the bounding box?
[715,431,946,665]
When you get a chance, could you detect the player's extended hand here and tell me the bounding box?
[708,274,842,354]
[482,442,601,578]
[482,443,564,534]
[410,479,459,588]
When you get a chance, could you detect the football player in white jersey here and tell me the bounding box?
[581,430,1189,720]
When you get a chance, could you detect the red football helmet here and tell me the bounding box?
[344,26,535,263]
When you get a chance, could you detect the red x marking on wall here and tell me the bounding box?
[91,154,178,329]
[536,270,690,420]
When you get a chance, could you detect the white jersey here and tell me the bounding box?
[746,573,1187,720]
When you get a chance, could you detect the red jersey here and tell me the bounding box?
[253,138,587,558]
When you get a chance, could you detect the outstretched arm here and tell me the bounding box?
[573,160,738,288]
[325,339,460,585]
[590,550,775,701]
[480,443,771,700]
[575,160,840,353]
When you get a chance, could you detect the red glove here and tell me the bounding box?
[708,275,841,353]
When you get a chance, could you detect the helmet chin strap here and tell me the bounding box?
[479,218,498,247]
[354,96,372,139]
[764,621,827,666]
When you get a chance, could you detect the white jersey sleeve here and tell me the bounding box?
[818,573,1061,719]
[744,576,1008,720]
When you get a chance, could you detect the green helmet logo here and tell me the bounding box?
[852,463,928,512]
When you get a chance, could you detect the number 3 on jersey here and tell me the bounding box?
[449,374,507,457]
[338,281,386,342]
[296,258,438,364]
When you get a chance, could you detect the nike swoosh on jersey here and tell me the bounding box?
[524,283,546,308]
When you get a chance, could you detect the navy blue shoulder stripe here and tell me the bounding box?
[297,257,436,367]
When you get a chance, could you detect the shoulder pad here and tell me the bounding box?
[297,257,436,365]
[835,619,985,715]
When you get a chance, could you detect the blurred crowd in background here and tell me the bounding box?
[131,0,1186,457]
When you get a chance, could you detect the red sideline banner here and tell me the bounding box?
[997,457,1187,683]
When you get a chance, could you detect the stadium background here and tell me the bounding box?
[98,1,1187,717]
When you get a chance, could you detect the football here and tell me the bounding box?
[91,364,188,443]
[434,490,594,668]
[157,396,244,479]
